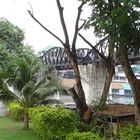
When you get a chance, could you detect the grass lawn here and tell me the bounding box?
[0,117,41,140]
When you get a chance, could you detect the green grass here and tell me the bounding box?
[0,117,41,140]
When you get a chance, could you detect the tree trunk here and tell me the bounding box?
[69,87,91,123]
[99,57,115,107]
[24,111,29,128]
[119,47,140,126]
[65,47,89,121]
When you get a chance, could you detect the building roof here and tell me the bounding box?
[97,104,134,117]
[111,82,124,89]
[61,78,75,88]
[111,82,131,90]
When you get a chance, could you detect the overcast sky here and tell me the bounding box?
[0,0,97,52]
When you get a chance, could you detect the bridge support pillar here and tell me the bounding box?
[79,63,106,104]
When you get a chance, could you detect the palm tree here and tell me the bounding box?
[0,58,65,128]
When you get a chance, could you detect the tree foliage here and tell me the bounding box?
[86,0,140,50]
[87,0,140,125]
[0,18,24,52]
[0,19,65,128]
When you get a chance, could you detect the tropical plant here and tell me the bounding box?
[0,58,65,128]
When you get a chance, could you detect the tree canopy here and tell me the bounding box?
[0,18,66,128]
[0,18,24,52]
[86,0,140,51]
[86,0,140,125]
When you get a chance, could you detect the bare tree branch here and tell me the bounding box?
[72,1,86,53]
[78,19,86,31]
[28,10,64,46]
[56,0,69,47]
[28,0,89,119]
[28,2,34,15]
[78,33,109,60]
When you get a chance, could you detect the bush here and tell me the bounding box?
[119,125,140,140]
[29,106,78,140]
[8,102,24,121]
[66,132,102,140]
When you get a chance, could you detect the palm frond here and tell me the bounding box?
[34,76,48,91]
[0,82,19,103]
[20,81,35,96]
[30,63,40,76]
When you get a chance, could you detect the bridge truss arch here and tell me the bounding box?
[40,46,99,70]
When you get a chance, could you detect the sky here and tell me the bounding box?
[0,0,97,53]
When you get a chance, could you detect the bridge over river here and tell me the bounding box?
[39,46,140,104]
[39,46,140,70]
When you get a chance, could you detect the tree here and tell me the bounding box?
[28,0,91,121]
[0,18,26,77]
[0,57,64,128]
[0,18,24,53]
[0,19,65,128]
[87,0,140,125]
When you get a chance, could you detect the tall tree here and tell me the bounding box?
[28,0,90,121]
[87,0,140,125]
[0,18,24,53]
[0,18,26,74]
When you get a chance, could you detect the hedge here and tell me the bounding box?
[119,125,140,140]
[66,132,102,140]
[8,102,24,121]
[29,106,78,140]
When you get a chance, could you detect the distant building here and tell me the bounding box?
[110,65,140,96]
[63,70,74,79]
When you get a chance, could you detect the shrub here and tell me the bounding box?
[66,132,102,140]
[90,115,109,137]
[119,125,140,140]
[29,106,78,140]
[8,102,24,121]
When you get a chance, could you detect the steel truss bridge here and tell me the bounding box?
[39,46,140,70]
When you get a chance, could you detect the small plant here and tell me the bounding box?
[8,102,24,121]
[90,98,108,111]
[66,131,102,140]
[76,121,91,132]
[90,114,110,138]
[119,125,140,140]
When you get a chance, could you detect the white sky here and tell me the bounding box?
[0,0,97,52]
